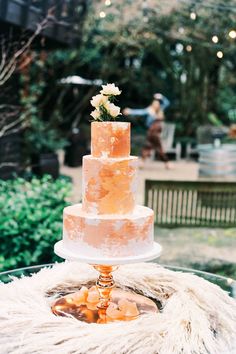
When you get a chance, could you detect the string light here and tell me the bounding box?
[176,43,184,53]
[148,25,231,50]
[105,0,111,6]
[180,72,187,83]
[227,278,234,285]
[216,51,223,58]
[212,35,219,43]
[190,12,196,20]
[99,11,106,18]
[186,45,192,52]
[229,30,236,39]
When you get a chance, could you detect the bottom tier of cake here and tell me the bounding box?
[63,204,154,258]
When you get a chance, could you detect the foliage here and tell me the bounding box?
[20,57,68,156]
[216,85,236,122]
[0,175,71,271]
[191,261,236,281]
[97,1,235,133]
[14,0,236,142]
[207,112,223,127]
[44,0,236,137]
[24,114,68,154]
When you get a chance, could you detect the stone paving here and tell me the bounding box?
[60,156,236,272]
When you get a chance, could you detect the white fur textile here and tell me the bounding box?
[0,262,236,354]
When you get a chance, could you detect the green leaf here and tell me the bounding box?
[0,176,72,271]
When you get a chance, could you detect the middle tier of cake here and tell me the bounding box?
[63,204,154,258]
[82,155,138,215]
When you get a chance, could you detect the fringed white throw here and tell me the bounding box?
[0,262,236,354]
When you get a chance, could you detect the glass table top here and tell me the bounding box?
[0,263,235,299]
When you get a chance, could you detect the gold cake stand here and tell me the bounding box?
[51,240,162,324]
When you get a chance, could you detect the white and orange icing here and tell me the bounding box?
[91,122,130,158]
[62,121,154,258]
[82,155,138,215]
[63,204,153,257]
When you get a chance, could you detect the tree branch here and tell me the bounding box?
[0,12,54,86]
[0,115,24,138]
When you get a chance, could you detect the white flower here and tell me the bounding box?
[90,94,108,108]
[104,102,121,117]
[100,83,121,96]
[90,109,100,120]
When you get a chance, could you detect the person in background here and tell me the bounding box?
[123,93,172,169]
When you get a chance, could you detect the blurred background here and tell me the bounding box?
[0,0,236,282]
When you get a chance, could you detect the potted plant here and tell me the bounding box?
[19,67,68,179]
[24,114,67,179]
[64,126,89,167]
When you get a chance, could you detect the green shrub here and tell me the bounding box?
[0,175,72,271]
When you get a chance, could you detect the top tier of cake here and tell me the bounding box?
[91,121,130,158]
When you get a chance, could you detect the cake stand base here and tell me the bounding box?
[51,242,162,324]
[51,287,158,324]
[54,240,162,265]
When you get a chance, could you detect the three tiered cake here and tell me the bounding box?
[53,84,160,322]
[63,121,154,258]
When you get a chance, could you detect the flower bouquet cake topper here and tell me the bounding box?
[90,83,122,121]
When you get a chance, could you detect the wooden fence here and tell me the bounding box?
[145,180,236,227]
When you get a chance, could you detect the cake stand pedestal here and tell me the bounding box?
[51,241,162,324]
